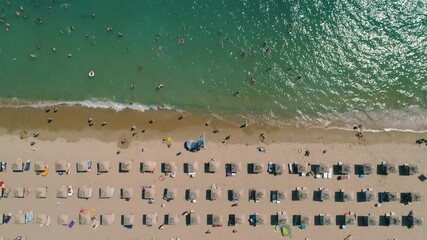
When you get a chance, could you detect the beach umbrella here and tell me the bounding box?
[143,187,155,200]
[186,189,199,202]
[34,161,46,172]
[121,187,134,199]
[97,161,110,173]
[79,213,91,225]
[320,188,330,201]
[99,186,114,199]
[101,214,115,225]
[78,186,93,199]
[36,187,47,198]
[187,213,200,226]
[12,160,24,172]
[141,161,156,173]
[207,159,219,173]
[57,214,69,225]
[144,213,158,227]
[166,214,179,225]
[35,214,48,225]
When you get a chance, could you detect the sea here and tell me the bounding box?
[0,0,426,131]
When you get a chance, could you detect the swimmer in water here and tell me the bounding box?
[156,84,164,90]
[250,77,256,85]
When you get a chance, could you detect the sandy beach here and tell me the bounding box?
[0,106,426,240]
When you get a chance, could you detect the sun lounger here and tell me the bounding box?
[67,219,75,229]
[3,213,13,224]
[0,162,6,172]
[91,219,100,229]
[24,161,30,171]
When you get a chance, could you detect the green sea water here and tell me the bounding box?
[0,0,426,130]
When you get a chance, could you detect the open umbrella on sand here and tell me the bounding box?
[207,184,221,201]
[99,186,114,199]
[185,189,199,203]
[97,161,110,174]
[140,161,156,173]
[143,213,158,227]
[121,187,134,200]
[78,186,93,199]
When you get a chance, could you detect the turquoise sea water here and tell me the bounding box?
[0,0,426,130]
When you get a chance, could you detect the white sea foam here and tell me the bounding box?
[0,98,175,112]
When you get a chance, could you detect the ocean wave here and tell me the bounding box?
[0,98,176,112]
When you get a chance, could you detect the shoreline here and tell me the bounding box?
[0,98,426,133]
[0,106,426,145]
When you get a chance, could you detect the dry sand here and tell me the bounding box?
[0,106,426,240]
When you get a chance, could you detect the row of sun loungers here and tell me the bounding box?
[0,185,422,204]
[0,160,421,177]
[1,211,422,228]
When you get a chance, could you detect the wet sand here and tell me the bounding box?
[0,106,426,240]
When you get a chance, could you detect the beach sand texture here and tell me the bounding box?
[0,107,426,240]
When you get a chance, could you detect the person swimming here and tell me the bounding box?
[156,84,164,90]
